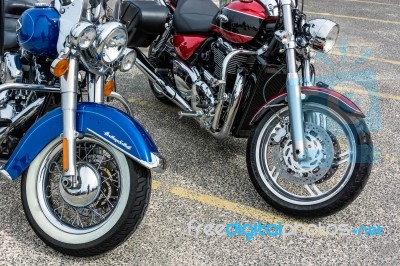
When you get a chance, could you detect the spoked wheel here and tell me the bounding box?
[247,101,373,217]
[21,137,151,256]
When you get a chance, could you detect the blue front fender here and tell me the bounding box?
[2,103,165,180]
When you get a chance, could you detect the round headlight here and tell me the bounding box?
[120,49,137,72]
[307,19,339,53]
[70,21,96,50]
[96,22,127,64]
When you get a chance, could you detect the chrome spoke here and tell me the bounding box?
[333,150,350,166]
[320,113,327,129]
[270,166,279,181]
[304,183,323,196]
[49,161,62,174]
[41,138,121,231]
[89,208,102,225]
[304,184,316,196]
[336,151,349,158]
[100,191,115,208]
[333,158,349,166]
[46,186,58,199]
[74,208,84,229]
[96,154,106,170]
[256,103,357,205]
[102,172,118,184]
[54,202,65,221]
[311,183,323,195]
[82,144,97,161]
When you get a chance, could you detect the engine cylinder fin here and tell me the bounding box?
[212,45,250,79]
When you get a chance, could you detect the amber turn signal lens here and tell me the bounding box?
[62,138,68,172]
[104,80,115,96]
[51,58,69,77]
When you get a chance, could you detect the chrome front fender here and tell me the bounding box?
[1,103,165,180]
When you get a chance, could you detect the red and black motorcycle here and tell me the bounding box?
[120,0,373,217]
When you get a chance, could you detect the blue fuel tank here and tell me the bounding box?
[17,6,60,57]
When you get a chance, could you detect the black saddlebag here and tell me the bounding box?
[2,0,36,50]
[121,0,169,48]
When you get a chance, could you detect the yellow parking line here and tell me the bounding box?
[334,86,400,101]
[169,184,295,224]
[152,180,161,189]
[152,180,293,224]
[128,97,178,112]
[151,162,397,227]
[329,51,400,66]
[306,11,400,25]
[348,0,400,6]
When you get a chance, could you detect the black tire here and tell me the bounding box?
[148,43,174,105]
[246,100,373,217]
[21,137,151,257]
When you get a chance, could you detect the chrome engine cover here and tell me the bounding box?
[172,59,215,112]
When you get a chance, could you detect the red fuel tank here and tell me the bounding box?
[211,0,278,44]
[173,35,207,60]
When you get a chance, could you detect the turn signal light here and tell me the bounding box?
[51,58,69,77]
[104,80,115,96]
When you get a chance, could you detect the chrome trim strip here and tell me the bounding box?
[0,169,12,180]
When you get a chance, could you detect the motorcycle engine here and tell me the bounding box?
[0,52,54,156]
[211,40,249,81]
[0,90,31,121]
[172,39,254,112]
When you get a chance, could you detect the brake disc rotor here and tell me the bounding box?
[316,130,341,184]
[272,122,334,185]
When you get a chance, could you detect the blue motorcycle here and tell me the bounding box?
[0,0,165,256]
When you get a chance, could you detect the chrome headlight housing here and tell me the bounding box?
[119,49,137,72]
[307,19,339,53]
[70,21,96,50]
[96,22,127,65]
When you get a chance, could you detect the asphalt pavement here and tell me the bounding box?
[0,0,399,265]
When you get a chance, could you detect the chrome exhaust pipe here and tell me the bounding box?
[0,83,59,94]
[0,97,46,142]
[133,48,192,111]
[208,69,245,139]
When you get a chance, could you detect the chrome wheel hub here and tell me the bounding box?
[272,122,334,185]
[59,163,101,208]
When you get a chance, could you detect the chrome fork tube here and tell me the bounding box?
[88,73,104,103]
[302,48,313,86]
[282,0,306,161]
[61,56,78,183]
[302,58,313,86]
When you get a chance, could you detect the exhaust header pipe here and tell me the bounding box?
[133,48,192,111]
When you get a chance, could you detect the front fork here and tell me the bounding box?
[61,56,105,187]
[281,0,306,161]
[61,55,78,185]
